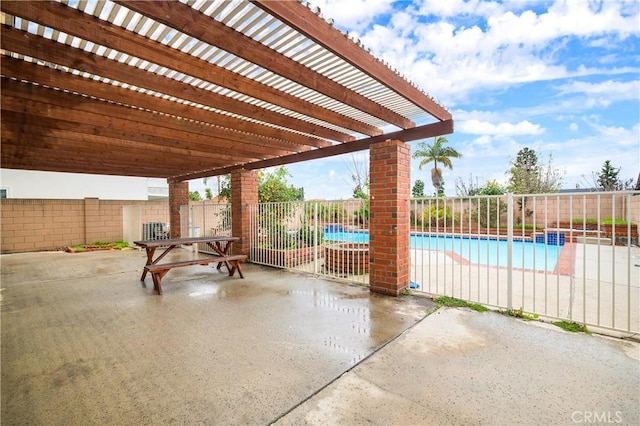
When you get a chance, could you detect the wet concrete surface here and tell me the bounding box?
[277,308,639,425]
[1,249,434,425]
[2,249,638,425]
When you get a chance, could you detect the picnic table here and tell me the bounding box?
[134,236,246,295]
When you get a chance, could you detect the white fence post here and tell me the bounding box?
[507,193,514,310]
[313,202,319,275]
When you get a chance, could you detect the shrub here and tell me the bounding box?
[297,225,324,248]
[423,205,458,227]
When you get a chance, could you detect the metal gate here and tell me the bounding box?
[247,199,369,286]
[180,202,232,253]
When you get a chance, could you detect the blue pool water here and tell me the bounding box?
[324,231,562,271]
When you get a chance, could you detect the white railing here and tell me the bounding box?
[180,202,232,253]
[187,192,638,335]
[409,191,639,335]
[247,200,369,285]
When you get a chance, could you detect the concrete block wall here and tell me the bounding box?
[527,193,632,224]
[1,198,171,253]
[1,199,85,252]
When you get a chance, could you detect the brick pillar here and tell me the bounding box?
[231,169,259,256]
[168,181,189,238]
[369,139,411,296]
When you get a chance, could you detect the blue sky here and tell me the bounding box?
[206,0,639,200]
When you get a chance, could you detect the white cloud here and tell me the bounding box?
[589,122,640,147]
[556,80,640,102]
[296,0,638,197]
[305,0,394,31]
[458,119,545,136]
[334,0,640,105]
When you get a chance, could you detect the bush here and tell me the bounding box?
[469,197,507,228]
[423,205,458,227]
[268,222,294,250]
[297,225,324,248]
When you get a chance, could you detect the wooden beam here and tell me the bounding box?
[1,137,219,173]
[1,122,228,167]
[1,108,246,166]
[0,54,327,151]
[172,119,455,181]
[1,77,302,159]
[0,143,196,178]
[117,0,413,130]
[255,0,452,122]
[0,26,342,146]
[1,93,291,164]
[1,2,370,140]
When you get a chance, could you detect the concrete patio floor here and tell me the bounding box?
[1,249,638,425]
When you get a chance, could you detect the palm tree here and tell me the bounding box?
[412,136,462,194]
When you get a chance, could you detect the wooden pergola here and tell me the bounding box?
[1,0,452,180]
[1,0,453,295]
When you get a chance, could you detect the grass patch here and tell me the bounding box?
[572,218,629,226]
[66,241,130,252]
[433,296,488,312]
[499,307,539,321]
[551,320,589,333]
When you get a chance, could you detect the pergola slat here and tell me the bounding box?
[0,0,453,181]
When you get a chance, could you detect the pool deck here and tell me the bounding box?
[410,243,640,337]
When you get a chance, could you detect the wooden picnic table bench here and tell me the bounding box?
[134,236,246,295]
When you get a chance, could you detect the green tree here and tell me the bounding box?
[596,160,634,191]
[189,191,202,201]
[412,179,425,198]
[259,166,304,203]
[215,168,304,203]
[507,148,564,222]
[507,148,564,194]
[412,136,462,195]
[218,175,231,201]
[597,160,619,190]
[471,180,507,227]
[479,179,506,196]
[507,147,539,194]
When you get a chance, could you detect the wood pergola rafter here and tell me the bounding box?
[0,0,453,182]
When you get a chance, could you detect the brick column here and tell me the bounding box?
[168,181,189,238]
[231,169,259,256]
[369,139,411,296]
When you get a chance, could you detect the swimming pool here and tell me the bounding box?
[324,231,562,271]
